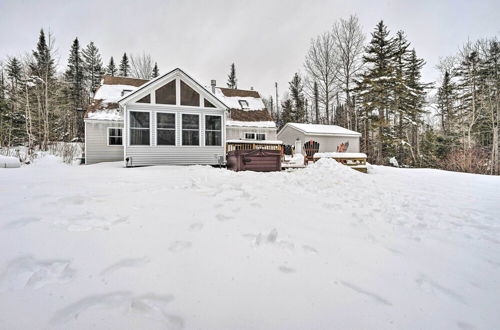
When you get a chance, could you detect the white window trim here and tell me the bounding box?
[204,114,223,147]
[180,113,201,147]
[107,127,123,147]
[156,111,177,147]
[128,110,152,147]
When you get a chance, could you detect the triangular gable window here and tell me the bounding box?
[204,99,216,108]
[137,94,151,103]
[155,80,176,105]
[180,80,200,107]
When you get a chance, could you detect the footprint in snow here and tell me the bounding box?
[50,292,183,329]
[168,241,192,252]
[2,216,41,230]
[188,223,204,232]
[278,266,296,274]
[100,257,150,276]
[0,256,75,292]
[302,245,318,254]
[216,214,234,222]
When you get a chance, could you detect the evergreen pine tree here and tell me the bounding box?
[286,72,306,123]
[152,62,159,78]
[65,38,85,138]
[356,20,396,163]
[107,57,117,76]
[82,41,103,96]
[227,63,237,89]
[280,98,293,128]
[437,70,456,134]
[119,53,130,77]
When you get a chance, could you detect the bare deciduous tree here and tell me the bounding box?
[332,14,366,129]
[304,32,339,123]
[130,52,154,79]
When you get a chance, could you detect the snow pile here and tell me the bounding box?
[389,156,399,167]
[0,155,20,168]
[87,108,123,121]
[226,120,276,128]
[0,160,499,329]
[314,152,367,159]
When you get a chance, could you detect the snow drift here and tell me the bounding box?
[0,158,499,329]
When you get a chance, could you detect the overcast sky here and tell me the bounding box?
[1,0,499,98]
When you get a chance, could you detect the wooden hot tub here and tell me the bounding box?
[226,149,282,172]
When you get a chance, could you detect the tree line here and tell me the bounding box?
[265,15,498,174]
[0,29,160,152]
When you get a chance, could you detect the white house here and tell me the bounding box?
[277,123,362,153]
[84,68,277,166]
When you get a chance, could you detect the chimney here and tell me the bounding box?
[250,86,254,90]
[211,80,216,93]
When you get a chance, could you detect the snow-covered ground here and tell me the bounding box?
[0,157,499,330]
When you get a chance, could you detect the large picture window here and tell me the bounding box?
[205,115,222,146]
[108,128,123,146]
[155,80,176,105]
[130,111,150,145]
[180,81,200,107]
[182,114,199,146]
[157,113,176,145]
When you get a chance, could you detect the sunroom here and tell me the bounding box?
[117,68,228,166]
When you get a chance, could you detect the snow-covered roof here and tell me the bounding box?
[226,120,276,128]
[282,123,361,137]
[93,84,139,104]
[86,108,123,121]
[214,87,265,111]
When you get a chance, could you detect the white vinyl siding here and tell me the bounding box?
[85,121,124,164]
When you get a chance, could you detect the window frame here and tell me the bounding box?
[156,111,177,147]
[180,113,201,147]
[244,132,256,140]
[128,110,152,147]
[239,100,250,109]
[107,127,123,146]
[256,133,266,141]
[204,114,223,147]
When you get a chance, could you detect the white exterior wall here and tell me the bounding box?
[124,104,225,166]
[226,126,277,141]
[277,126,360,153]
[84,120,124,164]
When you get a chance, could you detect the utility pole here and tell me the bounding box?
[275,82,279,125]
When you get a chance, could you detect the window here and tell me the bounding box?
[108,128,123,146]
[130,111,150,145]
[180,81,200,106]
[137,94,151,103]
[239,100,249,109]
[205,115,222,146]
[157,113,176,145]
[155,80,176,105]
[245,133,255,140]
[182,114,199,146]
[204,99,216,108]
[256,133,266,141]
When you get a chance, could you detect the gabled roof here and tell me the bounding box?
[280,123,361,137]
[117,68,229,109]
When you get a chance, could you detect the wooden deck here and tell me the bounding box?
[313,153,368,173]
